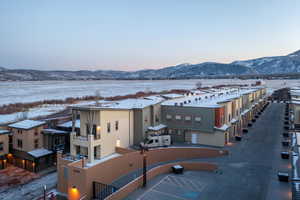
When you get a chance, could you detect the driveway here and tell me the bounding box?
[127,103,291,200]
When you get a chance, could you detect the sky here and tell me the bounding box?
[0,0,300,71]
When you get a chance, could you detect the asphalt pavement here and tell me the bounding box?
[127,103,291,200]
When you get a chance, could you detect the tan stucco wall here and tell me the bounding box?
[0,134,9,156]
[11,126,43,152]
[100,110,134,158]
[58,147,228,199]
[106,162,218,200]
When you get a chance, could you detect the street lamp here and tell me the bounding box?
[43,185,47,200]
[139,142,149,187]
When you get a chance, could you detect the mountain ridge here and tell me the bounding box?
[1,49,300,81]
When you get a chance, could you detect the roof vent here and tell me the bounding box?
[195,98,198,101]
[184,101,187,104]
[188,100,191,103]
[180,103,183,106]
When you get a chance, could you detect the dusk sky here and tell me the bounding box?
[0,0,300,71]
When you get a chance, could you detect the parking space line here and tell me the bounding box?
[151,189,187,200]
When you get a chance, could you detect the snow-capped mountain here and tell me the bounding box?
[232,50,300,74]
[1,49,299,81]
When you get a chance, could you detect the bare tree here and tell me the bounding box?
[95,89,101,106]
[195,81,202,89]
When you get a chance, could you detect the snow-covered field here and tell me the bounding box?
[1,79,299,106]
[0,79,299,124]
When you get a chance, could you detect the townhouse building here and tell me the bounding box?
[161,87,266,147]
[0,129,9,169]
[55,86,267,200]
[68,97,164,164]
[290,87,300,130]
[7,120,54,172]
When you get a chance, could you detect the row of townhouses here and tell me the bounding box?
[0,86,267,199]
[55,86,267,199]
[286,87,300,200]
[67,86,266,163]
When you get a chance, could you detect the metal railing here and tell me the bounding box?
[93,181,118,200]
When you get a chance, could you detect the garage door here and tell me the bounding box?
[191,133,198,144]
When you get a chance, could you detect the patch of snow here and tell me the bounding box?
[8,119,45,129]
[28,148,53,158]
[148,124,167,131]
[57,119,80,129]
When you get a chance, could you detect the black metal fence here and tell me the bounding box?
[93,181,118,200]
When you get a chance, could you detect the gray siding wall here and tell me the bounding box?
[161,105,215,133]
[133,110,143,145]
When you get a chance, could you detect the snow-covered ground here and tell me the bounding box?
[0,172,57,200]
[0,79,299,124]
[3,79,299,106]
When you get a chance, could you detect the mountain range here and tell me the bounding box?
[1,49,300,81]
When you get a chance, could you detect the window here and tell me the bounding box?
[55,137,60,145]
[17,139,23,148]
[185,116,191,121]
[155,139,159,143]
[17,130,22,134]
[166,114,172,120]
[195,116,201,122]
[155,115,159,122]
[228,114,231,121]
[34,128,38,136]
[148,140,153,144]
[34,139,39,148]
[0,142,3,151]
[175,115,182,120]
[86,123,90,135]
[107,122,111,133]
[115,121,119,131]
[76,146,80,154]
[92,124,97,136]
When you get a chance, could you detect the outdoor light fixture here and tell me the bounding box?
[116,139,121,147]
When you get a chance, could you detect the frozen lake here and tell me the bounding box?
[0,79,299,106]
[0,79,299,124]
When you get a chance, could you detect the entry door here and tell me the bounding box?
[191,133,198,144]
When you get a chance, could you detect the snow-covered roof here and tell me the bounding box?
[85,153,121,168]
[8,120,45,130]
[241,109,250,116]
[230,118,238,124]
[161,93,184,99]
[214,124,230,131]
[42,128,68,134]
[161,88,257,108]
[143,95,165,102]
[28,148,53,158]
[72,97,163,110]
[58,119,80,129]
[147,124,167,131]
[291,101,300,105]
[0,129,10,135]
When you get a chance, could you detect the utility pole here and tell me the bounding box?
[139,142,148,187]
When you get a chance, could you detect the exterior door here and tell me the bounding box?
[191,133,198,144]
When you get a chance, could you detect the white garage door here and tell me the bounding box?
[191,133,198,144]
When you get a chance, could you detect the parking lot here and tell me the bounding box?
[127,103,291,200]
